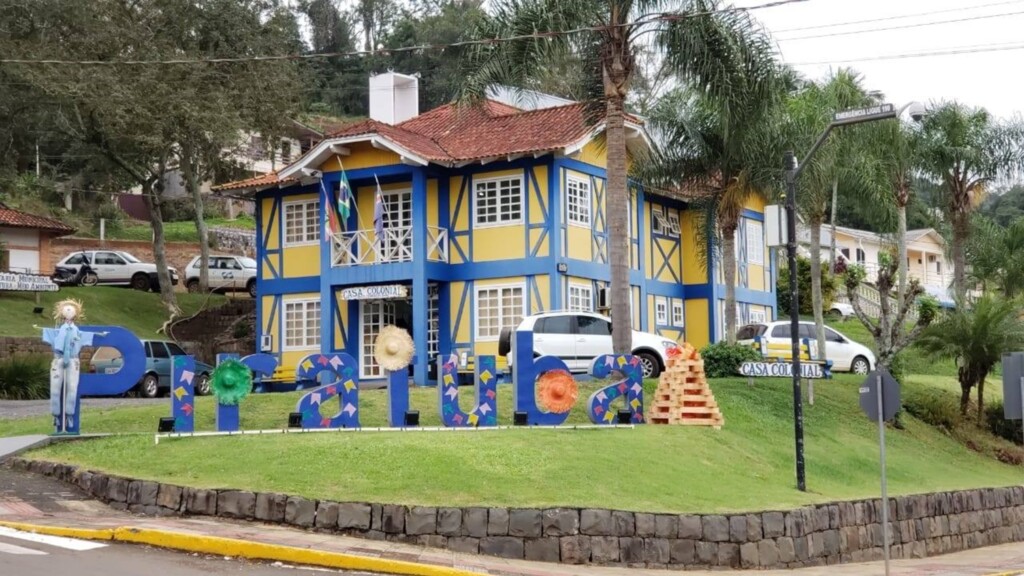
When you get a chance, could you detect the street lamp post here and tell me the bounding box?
[784,102,921,492]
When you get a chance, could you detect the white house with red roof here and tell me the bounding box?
[0,203,74,275]
[215,72,775,385]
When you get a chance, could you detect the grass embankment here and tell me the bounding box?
[77,216,256,243]
[0,287,225,338]
[11,374,1023,514]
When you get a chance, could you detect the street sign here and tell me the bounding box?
[1001,352,1024,420]
[834,103,895,122]
[859,368,900,422]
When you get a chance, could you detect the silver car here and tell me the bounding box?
[184,255,257,297]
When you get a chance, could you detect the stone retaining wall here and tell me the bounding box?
[10,458,1024,570]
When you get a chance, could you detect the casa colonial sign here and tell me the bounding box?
[340,284,408,300]
[739,360,830,379]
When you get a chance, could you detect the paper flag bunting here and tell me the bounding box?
[445,386,458,400]
[180,370,194,385]
[173,386,188,401]
[182,403,193,415]
[310,392,322,406]
[317,355,329,366]
[329,355,343,369]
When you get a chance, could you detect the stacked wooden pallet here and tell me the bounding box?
[649,343,724,428]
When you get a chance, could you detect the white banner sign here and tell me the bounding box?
[739,361,828,379]
[341,284,408,300]
[0,272,59,292]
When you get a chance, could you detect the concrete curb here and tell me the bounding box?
[0,520,485,576]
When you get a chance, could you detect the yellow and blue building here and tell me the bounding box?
[217,74,776,386]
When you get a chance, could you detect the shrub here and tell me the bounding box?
[986,401,1023,444]
[700,342,761,378]
[777,256,838,316]
[903,388,962,431]
[0,355,50,400]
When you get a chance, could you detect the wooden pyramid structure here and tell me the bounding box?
[649,343,724,428]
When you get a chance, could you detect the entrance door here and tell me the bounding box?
[360,300,396,379]
[380,189,412,262]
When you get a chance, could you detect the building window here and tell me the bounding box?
[745,219,764,266]
[666,211,681,235]
[284,299,321,350]
[672,300,684,327]
[284,200,320,246]
[475,284,524,340]
[651,207,665,235]
[280,139,293,164]
[566,176,591,226]
[568,284,593,312]
[856,248,866,264]
[474,176,523,227]
[655,297,668,325]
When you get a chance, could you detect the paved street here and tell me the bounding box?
[0,527,370,575]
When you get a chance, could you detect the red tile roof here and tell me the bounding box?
[215,171,296,191]
[0,203,74,235]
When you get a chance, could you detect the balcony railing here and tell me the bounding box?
[330,226,448,267]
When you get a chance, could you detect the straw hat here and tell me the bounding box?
[374,325,415,371]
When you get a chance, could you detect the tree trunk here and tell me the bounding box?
[960,380,971,416]
[829,179,838,272]
[142,178,181,317]
[977,377,986,426]
[897,203,908,303]
[181,148,210,292]
[721,222,738,344]
[951,209,969,301]
[810,216,826,360]
[606,95,631,354]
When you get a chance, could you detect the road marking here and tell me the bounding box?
[0,526,108,551]
[0,541,48,555]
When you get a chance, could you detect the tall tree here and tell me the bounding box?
[966,215,1024,298]
[786,69,874,356]
[460,0,779,352]
[917,102,1024,300]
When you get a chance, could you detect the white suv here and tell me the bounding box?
[56,251,178,291]
[184,255,257,297]
[736,321,876,374]
[499,311,679,378]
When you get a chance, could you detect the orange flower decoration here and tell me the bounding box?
[537,370,578,414]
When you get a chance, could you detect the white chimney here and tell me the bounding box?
[369,72,419,125]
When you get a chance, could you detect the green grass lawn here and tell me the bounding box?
[0,287,225,338]
[13,374,1023,514]
[77,216,255,243]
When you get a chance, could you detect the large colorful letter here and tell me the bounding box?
[170,355,196,433]
[386,367,410,428]
[213,353,279,431]
[438,353,497,427]
[294,353,360,428]
[512,331,573,426]
[587,354,645,424]
[79,326,146,396]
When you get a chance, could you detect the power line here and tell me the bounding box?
[773,0,1024,33]
[777,8,1024,41]
[0,0,808,66]
[788,40,1024,66]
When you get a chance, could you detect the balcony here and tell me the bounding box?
[330,226,449,267]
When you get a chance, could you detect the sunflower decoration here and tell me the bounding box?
[537,370,578,414]
[210,359,252,406]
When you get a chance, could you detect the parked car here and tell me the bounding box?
[184,255,257,297]
[89,340,213,398]
[735,321,875,374]
[829,302,855,319]
[55,251,178,291]
[498,311,679,378]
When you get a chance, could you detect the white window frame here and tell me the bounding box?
[655,296,668,326]
[474,283,526,341]
[283,199,321,247]
[568,283,593,312]
[283,298,321,351]
[672,300,684,327]
[666,211,681,235]
[565,175,592,227]
[473,175,524,228]
[746,219,765,266]
[651,206,666,235]
[749,309,767,324]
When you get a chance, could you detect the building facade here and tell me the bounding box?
[217,74,775,385]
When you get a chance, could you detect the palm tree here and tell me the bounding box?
[917,102,1024,301]
[785,69,875,356]
[641,63,786,344]
[917,295,1024,425]
[966,215,1024,298]
[459,0,778,352]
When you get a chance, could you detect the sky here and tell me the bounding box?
[732,0,1024,119]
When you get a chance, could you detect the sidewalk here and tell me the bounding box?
[2,511,1023,576]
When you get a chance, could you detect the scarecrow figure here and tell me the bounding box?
[41,299,104,434]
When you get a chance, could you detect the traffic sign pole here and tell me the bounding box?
[876,372,890,576]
